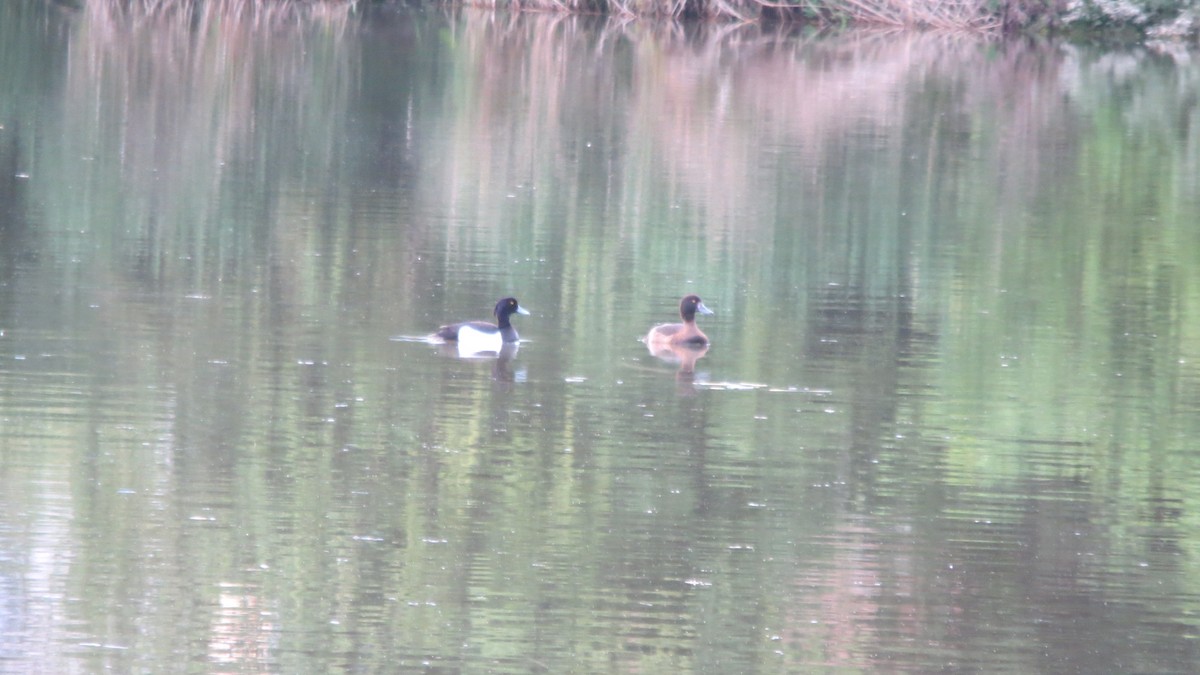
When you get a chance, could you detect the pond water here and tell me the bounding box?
[2,2,1200,672]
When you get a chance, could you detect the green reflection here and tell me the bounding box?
[1,3,1199,674]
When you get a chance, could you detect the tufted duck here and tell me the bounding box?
[436,297,529,352]
[645,294,713,347]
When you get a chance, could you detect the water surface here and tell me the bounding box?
[2,3,1199,672]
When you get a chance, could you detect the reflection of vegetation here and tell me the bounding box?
[3,5,1200,673]
[81,0,357,22]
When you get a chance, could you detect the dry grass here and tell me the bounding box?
[80,0,1038,31]
[88,0,358,24]
[814,0,1002,30]
[458,0,1007,30]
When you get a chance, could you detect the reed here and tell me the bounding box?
[82,0,359,24]
[76,0,1200,39]
[459,0,1013,30]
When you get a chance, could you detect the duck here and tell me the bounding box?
[435,297,530,353]
[645,294,714,347]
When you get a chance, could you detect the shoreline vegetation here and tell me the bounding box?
[465,0,1197,39]
[63,0,1199,40]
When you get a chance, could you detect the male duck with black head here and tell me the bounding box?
[645,294,714,347]
[436,297,529,356]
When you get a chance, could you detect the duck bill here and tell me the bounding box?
[696,302,714,316]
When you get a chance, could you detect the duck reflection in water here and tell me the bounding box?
[438,341,522,384]
[645,341,710,393]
